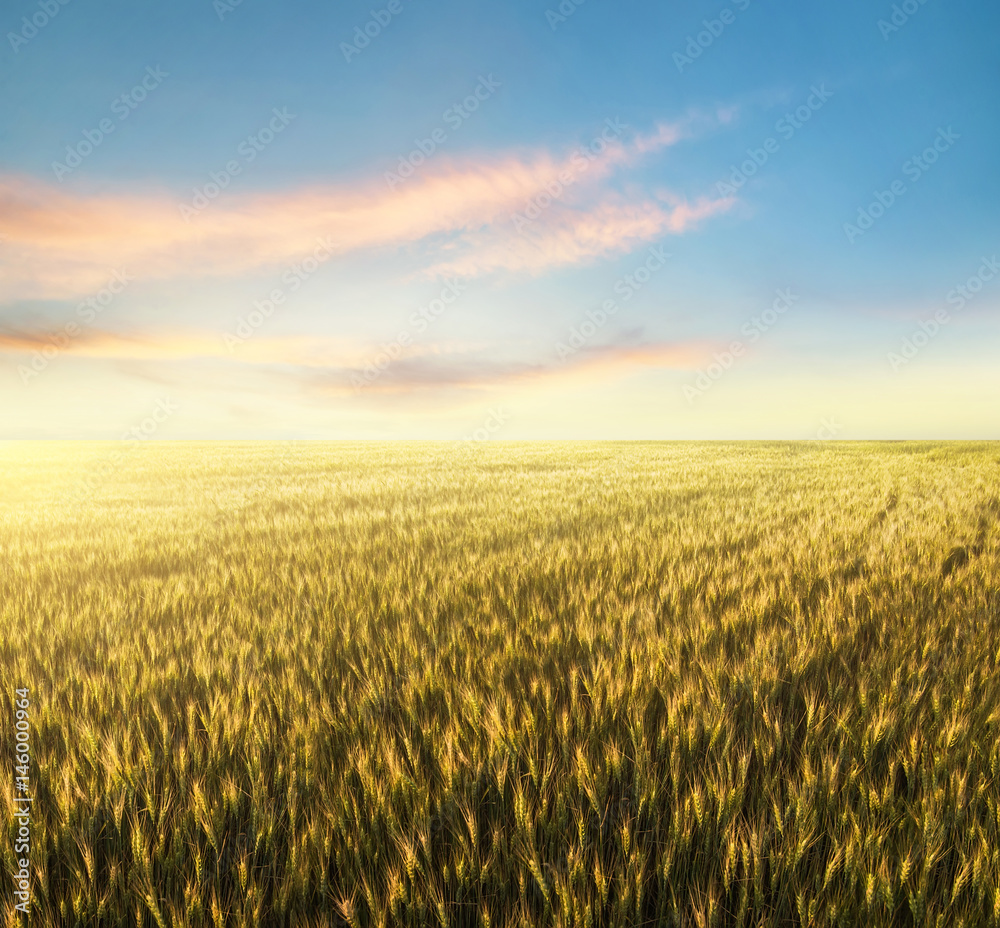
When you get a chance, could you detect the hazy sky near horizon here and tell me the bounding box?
[1,0,997,439]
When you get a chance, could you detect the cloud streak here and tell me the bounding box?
[318,338,716,398]
[0,326,371,368]
[1,322,717,399]
[0,114,734,301]
[427,195,733,279]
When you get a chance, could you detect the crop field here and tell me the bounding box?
[1,441,1000,928]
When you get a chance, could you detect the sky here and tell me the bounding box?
[0,0,997,440]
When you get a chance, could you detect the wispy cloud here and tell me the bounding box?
[0,326,371,368]
[323,337,716,398]
[1,321,717,401]
[0,113,734,302]
[426,194,733,279]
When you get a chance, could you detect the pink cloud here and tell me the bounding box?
[426,195,734,279]
[318,337,717,399]
[0,326,374,368]
[0,114,734,301]
[0,323,716,398]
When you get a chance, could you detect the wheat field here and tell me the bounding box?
[1,442,999,927]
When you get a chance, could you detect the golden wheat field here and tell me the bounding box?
[1,441,1000,928]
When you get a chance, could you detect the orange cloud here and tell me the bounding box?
[426,195,734,279]
[0,326,375,368]
[321,338,717,398]
[0,321,717,401]
[0,114,734,301]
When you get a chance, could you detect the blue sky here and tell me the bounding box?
[1,0,997,438]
